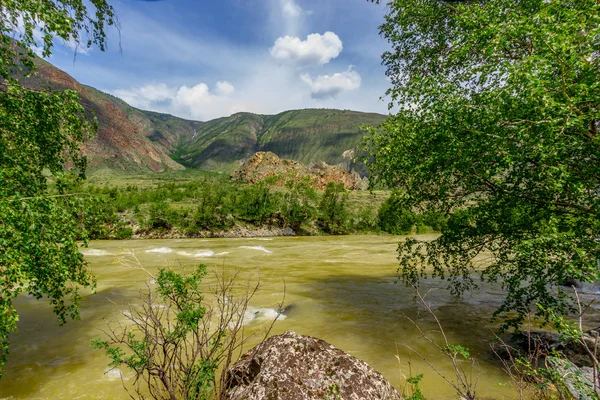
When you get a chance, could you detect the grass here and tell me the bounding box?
[86,168,221,188]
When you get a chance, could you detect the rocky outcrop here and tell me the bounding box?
[222,331,401,400]
[233,151,366,190]
[503,329,600,368]
[499,329,600,398]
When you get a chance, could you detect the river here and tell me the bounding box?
[0,235,558,399]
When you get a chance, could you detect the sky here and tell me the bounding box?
[44,0,392,121]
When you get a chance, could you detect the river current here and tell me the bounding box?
[0,235,572,399]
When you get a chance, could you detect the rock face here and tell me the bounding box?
[233,151,366,190]
[222,331,401,400]
[20,59,200,172]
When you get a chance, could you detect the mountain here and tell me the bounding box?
[19,59,387,174]
[20,58,201,172]
[173,109,387,173]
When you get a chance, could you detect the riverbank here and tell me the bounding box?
[131,223,298,239]
[78,175,444,240]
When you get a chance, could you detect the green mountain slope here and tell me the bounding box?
[175,109,387,173]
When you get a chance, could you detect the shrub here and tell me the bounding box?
[318,182,349,235]
[93,265,280,400]
[145,201,174,231]
[421,210,448,233]
[378,193,416,235]
[234,182,279,225]
[189,185,233,231]
[281,178,317,231]
[353,204,379,233]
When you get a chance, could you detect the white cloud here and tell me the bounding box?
[215,81,235,96]
[111,81,239,121]
[8,14,91,57]
[270,32,342,68]
[53,1,390,121]
[112,83,175,110]
[300,66,361,99]
[108,63,386,121]
[274,0,312,36]
[281,0,303,17]
[64,37,91,55]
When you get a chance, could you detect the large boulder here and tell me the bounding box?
[233,151,363,190]
[222,331,401,400]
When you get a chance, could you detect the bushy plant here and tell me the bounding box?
[281,178,318,231]
[93,265,280,400]
[318,182,349,235]
[353,204,379,233]
[189,184,233,231]
[420,210,447,233]
[145,201,174,231]
[234,182,279,225]
[378,193,416,235]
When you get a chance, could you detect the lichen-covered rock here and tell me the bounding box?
[222,331,401,400]
[233,151,363,190]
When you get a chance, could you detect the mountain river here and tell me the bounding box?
[2,234,595,399]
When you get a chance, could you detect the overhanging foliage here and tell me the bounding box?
[364,0,600,329]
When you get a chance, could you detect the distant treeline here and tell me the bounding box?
[79,176,446,239]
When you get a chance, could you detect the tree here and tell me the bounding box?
[364,0,600,329]
[281,177,317,232]
[318,182,349,235]
[0,0,116,374]
[378,191,416,235]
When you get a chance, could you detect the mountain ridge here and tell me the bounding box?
[175,108,387,173]
[21,58,387,174]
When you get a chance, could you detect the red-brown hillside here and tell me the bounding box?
[19,59,202,172]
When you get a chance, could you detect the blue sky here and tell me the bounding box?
[46,0,391,121]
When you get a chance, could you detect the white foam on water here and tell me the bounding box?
[177,250,214,258]
[214,252,230,256]
[323,260,339,263]
[239,306,286,326]
[104,368,124,381]
[239,246,273,254]
[253,238,273,241]
[120,309,143,324]
[80,249,111,256]
[145,247,173,254]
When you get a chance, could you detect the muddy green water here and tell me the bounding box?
[1,235,535,399]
